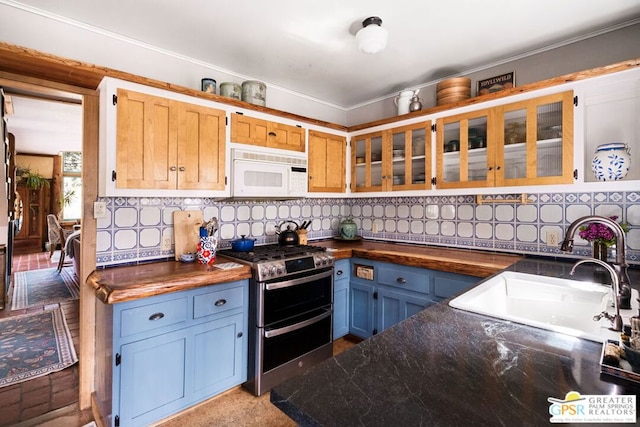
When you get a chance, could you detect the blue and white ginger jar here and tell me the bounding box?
[591,142,631,181]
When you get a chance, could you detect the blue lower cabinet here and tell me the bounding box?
[376,286,433,333]
[333,260,350,340]
[349,280,375,339]
[111,280,248,427]
[348,259,479,339]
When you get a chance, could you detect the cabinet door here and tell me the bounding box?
[190,313,246,400]
[333,278,349,339]
[349,280,375,339]
[268,122,305,152]
[436,109,493,189]
[116,89,178,190]
[496,91,574,186]
[230,113,268,147]
[119,328,188,427]
[308,130,346,193]
[176,102,226,190]
[376,286,432,333]
[231,113,306,152]
[351,131,387,192]
[387,122,431,190]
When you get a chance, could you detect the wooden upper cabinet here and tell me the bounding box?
[116,88,226,191]
[436,90,574,189]
[231,113,305,152]
[116,89,177,190]
[351,121,431,193]
[176,102,226,191]
[308,130,346,193]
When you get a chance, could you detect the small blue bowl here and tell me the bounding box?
[180,252,196,263]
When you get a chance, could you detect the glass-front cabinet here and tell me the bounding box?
[352,121,431,192]
[436,91,574,189]
[352,131,385,191]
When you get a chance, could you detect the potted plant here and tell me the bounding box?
[16,166,50,189]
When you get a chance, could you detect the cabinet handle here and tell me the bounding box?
[237,332,243,338]
[179,166,186,172]
[487,166,493,171]
[268,131,277,137]
[215,299,227,307]
[170,166,177,171]
[396,277,406,284]
[336,270,343,276]
[495,166,501,170]
[148,312,165,321]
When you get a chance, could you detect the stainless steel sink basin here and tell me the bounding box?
[449,271,640,342]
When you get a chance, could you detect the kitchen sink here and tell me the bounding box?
[449,271,640,343]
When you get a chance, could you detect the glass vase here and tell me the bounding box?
[593,241,608,261]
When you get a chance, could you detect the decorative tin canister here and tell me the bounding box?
[241,80,266,106]
[219,82,242,100]
[201,78,216,94]
[591,142,631,181]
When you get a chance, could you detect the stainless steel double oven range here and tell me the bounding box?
[218,244,335,396]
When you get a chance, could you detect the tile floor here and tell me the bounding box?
[1,251,359,426]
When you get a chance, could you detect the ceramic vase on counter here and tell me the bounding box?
[340,217,357,239]
[197,236,218,266]
[591,142,631,181]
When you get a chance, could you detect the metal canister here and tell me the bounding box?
[241,80,266,106]
[219,82,241,100]
[201,78,216,94]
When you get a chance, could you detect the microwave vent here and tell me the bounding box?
[232,149,306,167]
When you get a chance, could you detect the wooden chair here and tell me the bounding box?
[46,214,73,258]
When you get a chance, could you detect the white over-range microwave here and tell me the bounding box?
[231,148,308,198]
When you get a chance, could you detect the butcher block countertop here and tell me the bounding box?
[87,240,521,304]
[87,257,252,304]
[310,239,522,277]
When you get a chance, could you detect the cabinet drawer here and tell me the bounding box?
[334,260,350,281]
[120,297,188,338]
[378,265,429,294]
[194,285,244,319]
[433,272,478,299]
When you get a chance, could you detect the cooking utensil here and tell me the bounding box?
[277,221,299,246]
[231,235,255,252]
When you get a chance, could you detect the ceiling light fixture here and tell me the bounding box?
[356,16,388,54]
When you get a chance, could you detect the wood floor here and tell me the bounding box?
[0,251,92,427]
[0,252,358,427]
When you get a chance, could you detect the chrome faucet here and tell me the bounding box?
[570,258,623,332]
[561,215,631,309]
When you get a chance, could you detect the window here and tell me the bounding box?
[62,151,82,221]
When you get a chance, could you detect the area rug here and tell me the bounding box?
[0,308,78,388]
[11,268,79,310]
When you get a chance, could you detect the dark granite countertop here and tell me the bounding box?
[271,257,640,426]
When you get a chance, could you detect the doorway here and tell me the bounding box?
[0,81,90,424]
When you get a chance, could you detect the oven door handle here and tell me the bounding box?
[264,308,331,338]
[264,269,333,290]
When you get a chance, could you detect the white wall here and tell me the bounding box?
[346,23,640,126]
[0,4,348,125]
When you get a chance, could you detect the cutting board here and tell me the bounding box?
[173,210,203,260]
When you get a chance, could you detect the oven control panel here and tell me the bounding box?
[256,253,334,281]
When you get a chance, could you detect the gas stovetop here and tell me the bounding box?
[219,244,333,281]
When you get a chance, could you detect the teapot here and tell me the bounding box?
[409,89,423,112]
[277,220,300,246]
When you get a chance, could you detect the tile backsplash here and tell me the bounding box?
[96,191,640,267]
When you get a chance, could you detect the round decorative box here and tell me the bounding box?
[241,80,266,106]
[591,142,631,181]
[219,82,241,100]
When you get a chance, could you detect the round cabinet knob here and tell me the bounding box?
[170,166,177,171]
[336,270,343,276]
[179,166,186,171]
[396,277,406,284]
